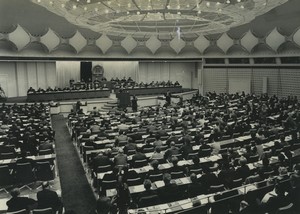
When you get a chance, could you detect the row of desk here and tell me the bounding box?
[0,154,56,166]
[27,89,110,102]
[115,86,182,96]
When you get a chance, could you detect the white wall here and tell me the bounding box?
[56,61,81,88]
[139,62,195,88]
[0,61,56,97]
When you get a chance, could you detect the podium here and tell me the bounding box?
[116,92,131,108]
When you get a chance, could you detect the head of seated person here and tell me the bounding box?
[190,173,198,184]
[171,156,179,166]
[163,173,172,185]
[144,179,152,191]
[239,156,248,167]
[151,160,159,170]
[10,188,21,198]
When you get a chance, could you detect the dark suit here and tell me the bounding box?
[37,189,62,211]
[114,154,128,166]
[180,145,194,159]
[39,142,54,153]
[158,183,181,203]
[187,182,206,198]
[6,197,37,212]
[92,154,112,172]
[236,165,251,181]
[199,173,220,192]
[132,152,147,162]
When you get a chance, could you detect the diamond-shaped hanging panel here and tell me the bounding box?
[69,31,87,53]
[293,28,300,47]
[240,30,259,53]
[193,35,210,53]
[8,25,30,51]
[217,33,233,53]
[96,34,113,54]
[146,35,161,54]
[121,35,137,54]
[40,28,60,52]
[266,28,286,52]
[170,36,186,54]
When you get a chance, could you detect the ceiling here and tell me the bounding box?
[0,0,299,58]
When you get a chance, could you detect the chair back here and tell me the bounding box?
[276,203,294,214]
[231,178,243,188]
[199,148,211,157]
[170,171,185,179]
[127,177,143,186]
[210,184,225,193]
[15,162,36,184]
[149,173,163,182]
[96,165,112,173]
[142,147,154,153]
[189,168,202,175]
[133,159,148,168]
[138,195,160,208]
[0,152,16,160]
[101,180,117,190]
[6,209,27,214]
[38,149,53,156]
[0,165,13,186]
[186,152,198,160]
[35,161,55,181]
[32,207,54,214]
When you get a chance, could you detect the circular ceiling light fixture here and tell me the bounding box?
[32,0,288,38]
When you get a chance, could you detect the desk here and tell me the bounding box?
[0,154,56,166]
[115,86,182,96]
[27,89,110,102]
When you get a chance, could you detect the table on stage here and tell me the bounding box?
[27,88,110,102]
[115,86,182,96]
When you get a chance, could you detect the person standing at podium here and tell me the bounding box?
[131,95,138,112]
[166,90,171,106]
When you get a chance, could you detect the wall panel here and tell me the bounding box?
[0,61,56,98]
[92,61,139,81]
[280,68,300,98]
[27,63,38,90]
[139,62,195,88]
[203,68,227,94]
[16,62,28,97]
[252,68,279,96]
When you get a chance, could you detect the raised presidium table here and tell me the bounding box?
[115,86,182,96]
[27,88,110,102]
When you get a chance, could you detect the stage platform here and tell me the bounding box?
[3,89,198,114]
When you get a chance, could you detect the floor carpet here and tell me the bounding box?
[52,115,96,214]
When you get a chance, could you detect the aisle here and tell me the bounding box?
[52,115,96,214]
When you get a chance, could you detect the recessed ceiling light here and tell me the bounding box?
[72,5,77,9]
